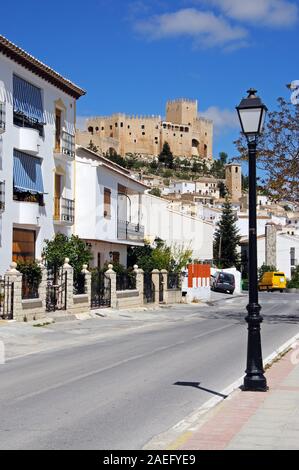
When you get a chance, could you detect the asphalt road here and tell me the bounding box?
[0,292,299,449]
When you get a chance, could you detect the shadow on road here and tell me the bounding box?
[173,381,228,398]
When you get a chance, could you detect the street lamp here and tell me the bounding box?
[236,89,268,392]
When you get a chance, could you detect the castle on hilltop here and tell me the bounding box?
[76,98,213,159]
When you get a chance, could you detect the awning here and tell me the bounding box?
[13,75,44,123]
[13,150,44,194]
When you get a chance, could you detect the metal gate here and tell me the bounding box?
[143,272,155,304]
[46,269,67,312]
[0,277,14,320]
[159,273,164,303]
[91,270,111,308]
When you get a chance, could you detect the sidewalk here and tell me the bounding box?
[168,347,299,450]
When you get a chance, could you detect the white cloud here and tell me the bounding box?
[204,0,298,27]
[134,8,248,49]
[200,106,239,135]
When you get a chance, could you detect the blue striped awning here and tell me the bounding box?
[13,150,44,194]
[13,75,44,123]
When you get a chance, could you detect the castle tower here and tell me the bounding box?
[166,99,197,125]
[225,164,242,200]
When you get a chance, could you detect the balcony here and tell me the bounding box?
[16,126,40,155]
[54,131,75,159]
[117,219,144,243]
[0,102,5,133]
[0,180,5,211]
[54,197,75,224]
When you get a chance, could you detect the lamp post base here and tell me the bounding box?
[243,374,268,392]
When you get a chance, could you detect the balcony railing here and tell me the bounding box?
[0,102,5,133]
[0,180,5,211]
[13,111,44,136]
[54,197,75,224]
[61,131,75,158]
[117,219,144,242]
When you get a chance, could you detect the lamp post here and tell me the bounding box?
[236,89,268,392]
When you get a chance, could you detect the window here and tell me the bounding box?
[142,132,145,136]
[55,109,62,151]
[88,126,93,134]
[101,126,104,131]
[120,122,123,128]
[127,125,130,129]
[13,150,44,203]
[290,247,295,266]
[104,188,111,218]
[95,126,99,131]
[110,125,113,130]
[12,228,35,262]
[141,125,145,129]
[115,122,118,127]
[97,253,101,268]
[129,132,132,135]
[235,167,238,173]
[112,251,120,264]
[13,75,44,134]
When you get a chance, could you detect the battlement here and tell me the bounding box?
[87,114,161,122]
[167,98,197,105]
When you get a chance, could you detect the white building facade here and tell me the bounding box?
[75,146,147,267]
[140,193,214,261]
[0,34,85,274]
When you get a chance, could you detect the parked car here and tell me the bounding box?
[211,271,235,294]
[258,271,286,292]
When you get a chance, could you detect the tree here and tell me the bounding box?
[148,187,162,197]
[219,152,228,165]
[42,234,92,276]
[105,148,127,169]
[127,239,192,273]
[218,181,227,198]
[242,174,249,192]
[213,199,241,269]
[258,263,277,281]
[287,265,299,288]
[87,140,99,153]
[235,97,299,202]
[159,142,174,169]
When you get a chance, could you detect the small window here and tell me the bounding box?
[173,133,176,136]
[101,126,104,131]
[115,122,118,127]
[129,132,132,135]
[104,188,111,218]
[110,125,112,130]
[142,132,145,136]
[134,139,137,143]
[95,126,99,131]
[127,125,130,129]
[120,122,123,128]
[112,251,120,264]
[141,125,145,129]
[235,167,238,173]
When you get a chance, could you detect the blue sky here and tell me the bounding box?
[2,0,298,164]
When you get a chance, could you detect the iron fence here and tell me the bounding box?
[73,272,86,295]
[116,271,136,291]
[167,272,181,290]
[22,273,39,299]
[0,277,14,319]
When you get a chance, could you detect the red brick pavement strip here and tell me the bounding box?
[178,350,296,450]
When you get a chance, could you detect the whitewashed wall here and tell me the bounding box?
[0,52,76,274]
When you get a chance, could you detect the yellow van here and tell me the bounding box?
[258,272,286,292]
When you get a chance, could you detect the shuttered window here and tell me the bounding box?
[13,75,44,123]
[12,228,35,262]
[104,188,111,218]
